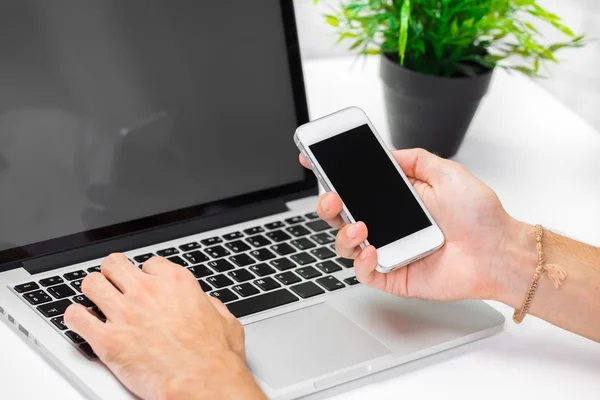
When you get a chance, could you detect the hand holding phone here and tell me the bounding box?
[294,107,444,273]
[297,108,518,303]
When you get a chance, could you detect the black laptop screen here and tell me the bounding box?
[0,1,311,265]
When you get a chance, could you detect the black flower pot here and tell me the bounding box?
[380,53,494,158]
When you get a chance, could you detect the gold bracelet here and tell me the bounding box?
[513,224,568,324]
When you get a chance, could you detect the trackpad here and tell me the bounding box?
[244,303,391,389]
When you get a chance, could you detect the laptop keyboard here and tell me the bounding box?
[10,211,358,360]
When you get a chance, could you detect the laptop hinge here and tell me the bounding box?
[20,195,302,275]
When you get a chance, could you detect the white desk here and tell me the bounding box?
[1,56,600,399]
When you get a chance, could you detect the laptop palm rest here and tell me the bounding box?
[244,303,391,389]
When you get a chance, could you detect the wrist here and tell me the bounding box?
[160,351,265,400]
[490,218,537,308]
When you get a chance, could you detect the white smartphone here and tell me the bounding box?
[294,106,445,273]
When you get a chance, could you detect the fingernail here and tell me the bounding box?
[322,195,330,212]
[360,249,368,261]
[347,224,357,239]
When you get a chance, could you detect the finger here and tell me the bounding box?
[299,153,311,169]
[316,192,345,228]
[81,272,126,321]
[142,256,178,277]
[392,148,445,184]
[100,253,143,294]
[353,246,387,291]
[64,303,105,344]
[335,222,368,258]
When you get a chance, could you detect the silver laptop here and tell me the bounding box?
[0,1,504,399]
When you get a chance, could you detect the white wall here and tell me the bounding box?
[293,0,347,59]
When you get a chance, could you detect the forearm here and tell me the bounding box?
[494,219,600,341]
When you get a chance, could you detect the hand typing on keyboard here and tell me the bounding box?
[64,253,266,400]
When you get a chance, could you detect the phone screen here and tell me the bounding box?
[309,124,432,248]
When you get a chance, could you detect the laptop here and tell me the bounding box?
[0,1,505,398]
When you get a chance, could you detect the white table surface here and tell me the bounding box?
[1,56,600,399]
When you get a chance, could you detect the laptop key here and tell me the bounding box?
[232,283,260,298]
[179,242,201,252]
[270,257,296,271]
[207,259,235,273]
[37,299,72,317]
[306,219,330,232]
[65,330,85,344]
[249,263,276,277]
[315,261,342,274]
[286,225,311,237]
[156,248,178,257]
[296,266,322,280]
[254,277,281,291]
[316,276,345,291]
[305,212,319,220]
[244,226,264,235]
[51,316,68,331]
[266,230,291,243]
[64,270,87,281]
[223,231,244,241]
[226,288,299,318]
[204,245,230,259]
[271,243,296,256]
[311,233,335,245]
[167,255,189,267]
[183,250,209,265]
[344,277,360,286]
[48,284,76,299]
[250,248,276,262]
[230,254,256,267]
[71,280,83,293]
[228,269,255,283]
[265,221,285,230]
[79,343,98,360]
[73,295,95,308]
[311,247,336,260]
[14,282,40,293]
[133,253,154,264]
[198,280,212,292]
[87,266,101,273]
[210,289,238,304]
[246,235,271,248]
[207,274,234,289]
[336,258,354,269]
[274,272,301,285]
[290,238,316,250]
[201,237,222,246]
[225,240,251,253]
[291,252,317,266]
[290,281,325,299]
[285,216,305,225]
[23,290,52,305]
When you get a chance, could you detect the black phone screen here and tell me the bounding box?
[309,124,432,248]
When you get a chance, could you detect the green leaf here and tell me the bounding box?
[336,32,358,44]
[463,18,474,29]
[512,65,537,77]
[551,21,575,37]
[398,0,411,66]
[451,19,459,36]
[324,15,339,27]
[348,38,364,51]
[365,48,381,55]
[533,57,540,73]
[524,22,539,34]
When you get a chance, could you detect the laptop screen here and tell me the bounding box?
[0,1,311,265]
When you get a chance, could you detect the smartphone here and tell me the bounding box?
[294,106,444,273]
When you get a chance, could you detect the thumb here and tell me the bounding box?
[392,148,446,184]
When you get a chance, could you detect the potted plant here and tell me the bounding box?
[314,0,585,157]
